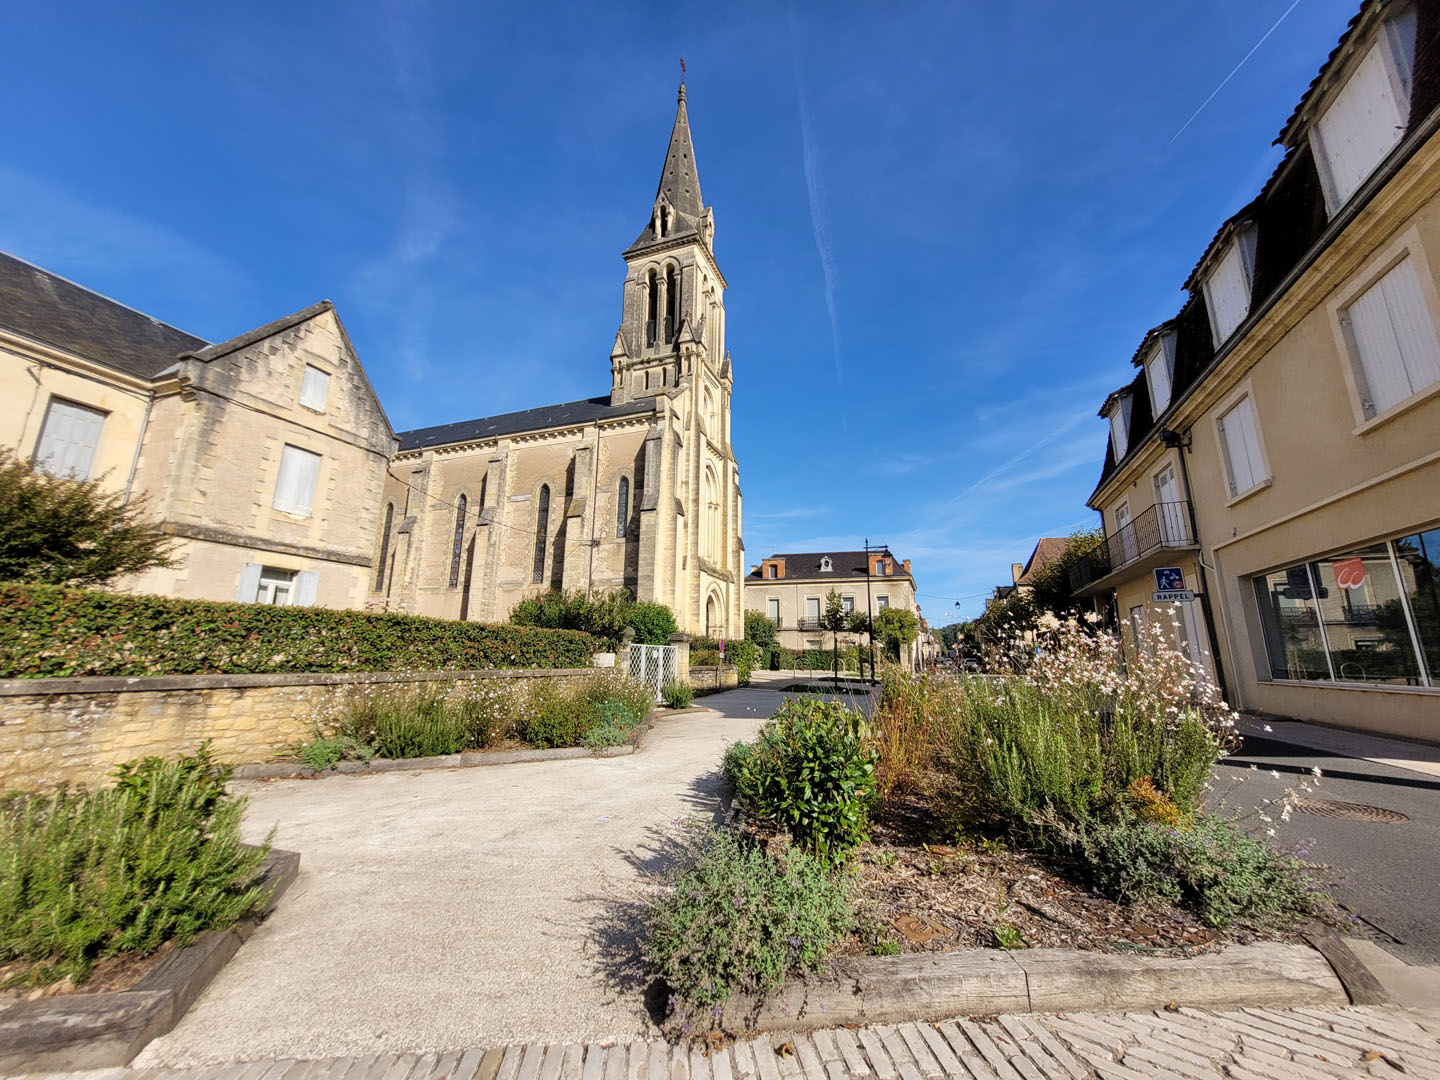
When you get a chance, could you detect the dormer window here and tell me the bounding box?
[1310,4,1416,216]
[1202,227,1257,347]
[1107,393,1133,460]
[820,556,832,572]
[1143,335,1176,414]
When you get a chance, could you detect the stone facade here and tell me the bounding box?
[0,668,593,790]
[377,85,744,639]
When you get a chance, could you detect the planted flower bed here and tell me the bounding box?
[642,618,1334,1029]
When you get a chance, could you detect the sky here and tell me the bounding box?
[1,0,1364,622]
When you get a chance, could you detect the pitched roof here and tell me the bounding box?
[184,301,333,363]
[0,250,209,379]
[397,396,657,452]
[746,549,913,584]
[1016,537,1069,585]
[627,85,707,254]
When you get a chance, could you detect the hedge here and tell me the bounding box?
[0,584,597,679]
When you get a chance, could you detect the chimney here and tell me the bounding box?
[903,559,911,575]
[1012,562,1024,584]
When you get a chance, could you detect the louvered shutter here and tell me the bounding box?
[293,571,318,606]
[1348,257,1440,416]
[236,562,262,602]
[1312,40,1407,211]
[35,399,106,479]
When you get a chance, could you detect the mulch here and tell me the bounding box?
[840,786,1298,957]
[0,940,173,1001]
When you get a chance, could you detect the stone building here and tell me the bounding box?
[374,85,744,639]
[744,549,920,668]
[0,255,398,609]
[1074,0,1440,741]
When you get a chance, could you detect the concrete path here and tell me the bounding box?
[135,688,788,1068]
[35,1005,1440,1080]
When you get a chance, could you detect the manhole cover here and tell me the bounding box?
[1293,798,1409,823]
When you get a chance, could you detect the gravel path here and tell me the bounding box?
[135,688,782,1067]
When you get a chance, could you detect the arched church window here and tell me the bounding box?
[448,495,467,589]
[374,503,394,591]
[704,466,720,564]
[533,485,550,584]
[616,476,630,538]
[646,269,658,347]
[665,266,678,343]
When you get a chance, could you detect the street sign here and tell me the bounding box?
[1154,566,1186,592]
[1153,590,1196,603]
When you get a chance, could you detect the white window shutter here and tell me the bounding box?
[1219,397,1263,495]
[274,445,321,516]
[1204,240,1252,346]
[1312,39,1407,211]
[293,571,318,606]
[1349,258,1440,415]
[1145,343,1172,413]
[299,366,330,411]
[35,399,106,479]
[236,562,262,602]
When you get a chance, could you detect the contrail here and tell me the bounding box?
[1170,0,1303,144]
[790,17,842,382]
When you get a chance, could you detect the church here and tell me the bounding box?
[0,84,743,640]
[373,85,745,639]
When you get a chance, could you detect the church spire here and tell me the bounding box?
[627,82,712,254]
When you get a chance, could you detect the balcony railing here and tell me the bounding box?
[795,616,822,631]
[1070,501,1196,594]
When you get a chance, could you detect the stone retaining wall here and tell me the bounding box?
[690,664,739,690]
[0,667,594,790]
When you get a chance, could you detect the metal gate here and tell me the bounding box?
[628,644,678,702]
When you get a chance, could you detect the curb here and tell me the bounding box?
[232,707,689,781]
[715,941,1349,1034]
[0,847,300,1072]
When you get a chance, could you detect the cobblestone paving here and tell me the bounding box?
[31,1005,1440,1080]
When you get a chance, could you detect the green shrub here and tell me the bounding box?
[628,602,678,645]
[691,649,720,667]
[736,698,878,861]
[662,680,694,708]
[298,735,373,770]
[582,722,629,751]
[0,583,595,679]
[692,635,720,651]
[721,740,753,785]
[743,611,778,650]
[643,824,851,1010]
[518,680,595,748]
[1082,816,1329,928]
[0,750,272,986]
[369,692,469,758]
[729,639,760,685]
[509,588,636,650]
[769,646,794,671]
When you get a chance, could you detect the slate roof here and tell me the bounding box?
[0,251,209,379]
[1015,537,1069,586]
[1088,0,1440,505]
[746,549,912,584]
[397,396,657,452]
[626,85,708,254]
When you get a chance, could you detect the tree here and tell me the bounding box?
[873,607,920,663]
[743,609,779,650]
[1024,529,1105,617]
[820,590,849,688]
[510,588,676,650]
[0,452,175,587]
[627,602,678,645]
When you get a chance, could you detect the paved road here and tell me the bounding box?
[33,1005,1440,1080]
[1215,723,1440,965]
[134,688,788,1068]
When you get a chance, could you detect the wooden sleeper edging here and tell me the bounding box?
[0,847,300,1073]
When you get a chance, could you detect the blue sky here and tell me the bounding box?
[2,1,1361,622]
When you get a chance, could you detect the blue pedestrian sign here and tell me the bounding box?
[1155,567,1186,592]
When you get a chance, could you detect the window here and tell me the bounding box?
[820,556,832,572]
[665,266,679,343]
[532,485,550,584]
[34,398,106,480]
[374,503,394,591]
[767,597,780,625]
[273,445,322,516]
[1216,395,1265,497]
[1202,229,1256,347]
[805,596,820,623]
[1144,337,1175,414]
[646,268,658,346]
[448,494,467,589]
[1114,501,1137,564]
[1107,394,1133,460]
[842,595,854,615]
[765,564,776,579]
[616,476,630,538]
[237,564,317,607]
[877,595,890,610]
[1344,257,1440,418]
[299,366,330,412]
[704,467,721,563]
[1310,9,1416,215]
[1255,529,1436,687]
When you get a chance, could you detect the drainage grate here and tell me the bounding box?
[1293,798,1409,823]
